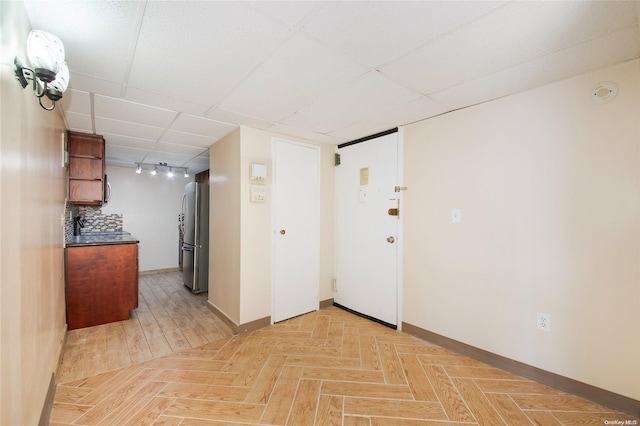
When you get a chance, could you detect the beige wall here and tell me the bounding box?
[209,126,335,327]
[209,128,242,324]
[402,60,640,400]
[0,2,68,424]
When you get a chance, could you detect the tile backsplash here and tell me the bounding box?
[65,204,123,239]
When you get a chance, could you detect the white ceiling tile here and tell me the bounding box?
[303,1,506,68]
[329,96,450,140]
[170,114,237,139]
[154,142,208,157]
[143,151,195,166]
[95,117,164,140]
[60,89,91,114]
[64,112,93,133]
[68,73,123,98]
[381,1,639,95]
[267,123,346,145]
[160,130,217,149]
[282,71,421,134]
[94,95,178,128]
[104,144,150,164]
[218,33,368,122]
[125,87,210,116]
[25,0,144,83]
[127,2,291,106]
[102,134,157,150]
[206,108,274,130]
[244,1,321,27]
[430,26,640,111]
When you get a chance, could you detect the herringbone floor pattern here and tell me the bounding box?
[51,305,637,425]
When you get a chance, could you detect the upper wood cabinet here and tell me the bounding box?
[68,131,106,205]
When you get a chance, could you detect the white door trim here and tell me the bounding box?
[396,126,405,331]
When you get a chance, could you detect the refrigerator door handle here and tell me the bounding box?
[180,193,186,235]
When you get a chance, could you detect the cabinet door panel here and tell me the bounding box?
[68,133,104,158]
[70,180,103,204]
[69,157,103,179]
[65,244,139,330]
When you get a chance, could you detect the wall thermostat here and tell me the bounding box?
[250,163,267,181]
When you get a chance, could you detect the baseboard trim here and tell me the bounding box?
[207,301,270,335]
[139,267,180,276]
[38,373,56,426]
[237,316,271,334]
[55,325,68,379]
[319,298,334,309]
[402,322,640,418]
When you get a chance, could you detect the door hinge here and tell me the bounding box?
[332,277,337,292]
[394,186,408,192]
[334,153,341,166]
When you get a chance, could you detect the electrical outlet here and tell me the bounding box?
[537,313,551,332]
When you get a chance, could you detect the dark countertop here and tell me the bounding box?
[66,231,139,247]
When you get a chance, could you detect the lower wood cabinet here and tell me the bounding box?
[65,243,139,330]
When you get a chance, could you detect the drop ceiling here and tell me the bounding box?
[23,1,640,174]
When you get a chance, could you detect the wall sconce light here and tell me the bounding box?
[135,162,190,178]
[14,30,70,111]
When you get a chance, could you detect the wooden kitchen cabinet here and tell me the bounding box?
[65,243,139,330]
[68,131,106,205]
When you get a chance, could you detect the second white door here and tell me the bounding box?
[272,139,320,323]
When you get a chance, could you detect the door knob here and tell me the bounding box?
[387,236,395,243]
[280,229,286,235]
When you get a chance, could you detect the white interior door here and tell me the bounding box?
[273,139,320,323]
[335,131,400,327]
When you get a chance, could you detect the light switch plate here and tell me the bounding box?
[451,208,462,223]
[250,184,266,202]
[359,187,367,203]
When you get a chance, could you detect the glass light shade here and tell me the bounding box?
[49,62,69,94]
[26,30,65,80]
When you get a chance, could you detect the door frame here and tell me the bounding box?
[271,137,321,324]
[334,127,404,330]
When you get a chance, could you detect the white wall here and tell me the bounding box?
[102,165,191,272]
[1,2,68,424]
[402,60,640,400]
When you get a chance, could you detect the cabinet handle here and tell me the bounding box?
[105,180,112,203]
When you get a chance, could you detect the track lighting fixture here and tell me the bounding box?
[134,162,190,178]
[14,30,70,111]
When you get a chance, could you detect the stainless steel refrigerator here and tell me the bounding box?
[181,182,209,294]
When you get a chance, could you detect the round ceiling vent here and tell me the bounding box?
[590,81,618,104]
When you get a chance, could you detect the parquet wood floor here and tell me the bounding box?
[51,275,638,425]
[56,271,234,384]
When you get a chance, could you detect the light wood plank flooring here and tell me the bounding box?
[56,271,234,384]
[52,282,638,425]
